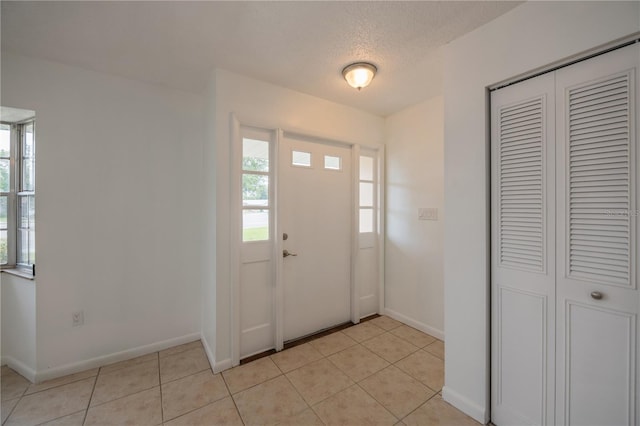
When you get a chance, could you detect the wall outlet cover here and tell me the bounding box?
[418,208,438,221]
[72,310,84,327]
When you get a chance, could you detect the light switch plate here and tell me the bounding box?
[418,208,438,221]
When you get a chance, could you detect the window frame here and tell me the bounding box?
[0,119,35,271]
[358,154,376,235]
[241,130,273,243]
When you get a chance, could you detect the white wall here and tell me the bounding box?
[1,52,205,379]
[1,274,37,381]
[442,2,640,422]
[384,96,444,338]
[204,69,385,369]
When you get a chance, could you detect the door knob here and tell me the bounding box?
[283,249,298,258]
[590,291,603,300]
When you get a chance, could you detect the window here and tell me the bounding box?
[242,136,270,242]
[0,119,36,270]
[359,155,375,233]
[324,155,342,171]
[0,124,10,265]
[292,150,311,167]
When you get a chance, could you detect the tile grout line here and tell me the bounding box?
[353,380,401,423]
[32,409,85,426]
[21,372,100,398]
[302,343,367,406]
[269,349,353,409]
[159,365,210,386]
[222,357,285,396]
[390,348,442,396]
[220,371,247,426]
[357,361,438,422]
[280,371,316,421]
[82,373,99,426]
[398,388,440,423]
[157,352,164,424]
[301,351,328,426]
[1,374,23,425]
[84,382,160,411]
[158,364,232,425]
[2,395,21,426]
[283,349,332,426]
[324,347,379,383]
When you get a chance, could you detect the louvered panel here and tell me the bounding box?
[499,97,545,271]
[568,73,633,287]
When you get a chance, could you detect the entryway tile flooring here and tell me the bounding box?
[1,316,478,425]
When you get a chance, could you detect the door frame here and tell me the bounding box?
[229,113,385,367]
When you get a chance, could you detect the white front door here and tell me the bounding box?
[279,135,352,342]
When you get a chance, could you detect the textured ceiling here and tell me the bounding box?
[1,1,521,116]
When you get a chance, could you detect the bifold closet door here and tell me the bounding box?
[555,44,639,426]
[491,72,557,426]
[492,43,639,426]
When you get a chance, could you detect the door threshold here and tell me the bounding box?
[240,314,380,365]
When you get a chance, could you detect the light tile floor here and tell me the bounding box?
[1,316,479,425]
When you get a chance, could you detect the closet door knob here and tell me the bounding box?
[590,291,603,300]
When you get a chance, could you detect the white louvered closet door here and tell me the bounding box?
[555,44,639,426]
[492,43,640,426]
[491,72,556,426]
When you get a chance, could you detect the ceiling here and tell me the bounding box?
[1,1,521,116]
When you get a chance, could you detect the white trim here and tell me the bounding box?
[33,332,201,383]
[200,332,216,373]
[351,144,361,324]
[384,307,445,341]
[377,145,386,314]
[274,129,284,352]
[230,114,242,366]
[213,358,233,373]
[200,331,233,373]
[442,385,489,424]
[229,113,242,367]
[1,355,36,383]
[489,33,640,91]
[227,116,384,152]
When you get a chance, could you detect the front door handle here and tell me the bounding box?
[283,249,298,258]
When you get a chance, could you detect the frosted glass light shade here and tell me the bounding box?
[342,62,377,90]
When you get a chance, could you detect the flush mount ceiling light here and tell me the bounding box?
[342,62,377,91]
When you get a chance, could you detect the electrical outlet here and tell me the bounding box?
[72,310,84,327]
[418,208,438,221]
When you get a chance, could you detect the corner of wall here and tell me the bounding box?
[1,355,37,383]
[442,386,488,424]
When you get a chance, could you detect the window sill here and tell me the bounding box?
[2,268,35,280]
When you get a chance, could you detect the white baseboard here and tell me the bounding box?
[2,355,36,383]
[213,358,232,373]
[199,332,233,373]
[442,386,488,424]
[200,333,216,372]
[383,308,445,341]
[34,332,201,383]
